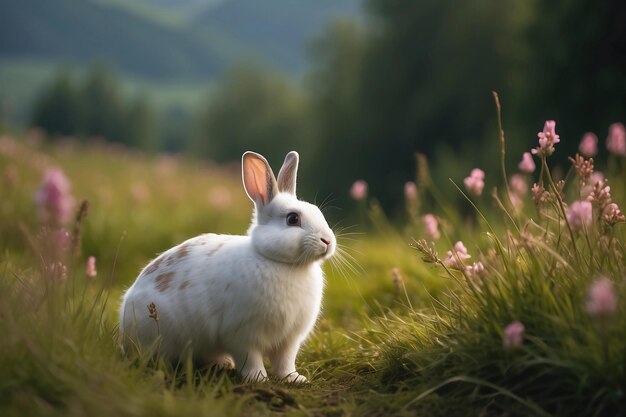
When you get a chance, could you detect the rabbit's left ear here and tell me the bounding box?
[242,152,278,206]
[277,151,299,195]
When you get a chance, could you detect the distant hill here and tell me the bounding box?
[192,0,362,73]
[0,0,362,79]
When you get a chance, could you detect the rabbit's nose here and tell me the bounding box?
[320,238,330,246]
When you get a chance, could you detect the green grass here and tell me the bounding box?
[1,127,625,416]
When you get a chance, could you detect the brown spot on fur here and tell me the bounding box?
[155,272,175,292]
[176,243,189,259]
[207,242,224,257]
[179,280,191,290]
[144,255,164,275]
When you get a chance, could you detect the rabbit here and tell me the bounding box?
[119,151,336,383]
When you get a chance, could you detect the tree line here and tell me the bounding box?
[32,64,157,152]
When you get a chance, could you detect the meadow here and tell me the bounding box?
[1,120,625,416]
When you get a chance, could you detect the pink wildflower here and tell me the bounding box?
[585,277,617,318]
[35,168,75,226]
[404,181,417,202]
[606,122,626,156]
[350,180,368,201]
[86,256,97,279]
[503,321,525,348]
[463,168,485,196]
[508,174,527,211]
[422,214,440,241]
[518,152,536,174]
[532,120,560,157]
[579,132,598,157]
[509,193,524,211]
[602,203,625,226]
[581,172,605,199]
[443,241,471,269]
[531,183,549,204]
[586,179,612,211]
[566,200,593,232]
[590,171,605,186]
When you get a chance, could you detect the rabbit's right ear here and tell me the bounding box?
[242,152,278,206]
[277,151,299,195]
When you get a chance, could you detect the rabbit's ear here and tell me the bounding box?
[242,152,278,206]
[277,151,299,195]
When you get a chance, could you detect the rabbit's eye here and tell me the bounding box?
[286,212,301,227]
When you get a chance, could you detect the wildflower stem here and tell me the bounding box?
[491,188,521,235]
[427,185,461,226]
[492,92,511,206]
[541,157,580,258]
[449,179,510,273]
[437,260,463,284]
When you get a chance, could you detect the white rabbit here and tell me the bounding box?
[119,151,335,383]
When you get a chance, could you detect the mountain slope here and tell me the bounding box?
[0,0,224,78]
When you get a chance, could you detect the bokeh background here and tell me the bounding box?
[2,3,626,415]
[1,0,625,218]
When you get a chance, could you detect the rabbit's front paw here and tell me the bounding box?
[284,372,308,384]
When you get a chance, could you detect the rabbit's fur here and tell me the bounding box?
[119,151,335,382]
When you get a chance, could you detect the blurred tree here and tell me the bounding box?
[306,21,367,209]
[195,67,312,167]
[162,106,192,154]
[31,70,80,136]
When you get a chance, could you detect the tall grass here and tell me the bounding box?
[365,117,626,415]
